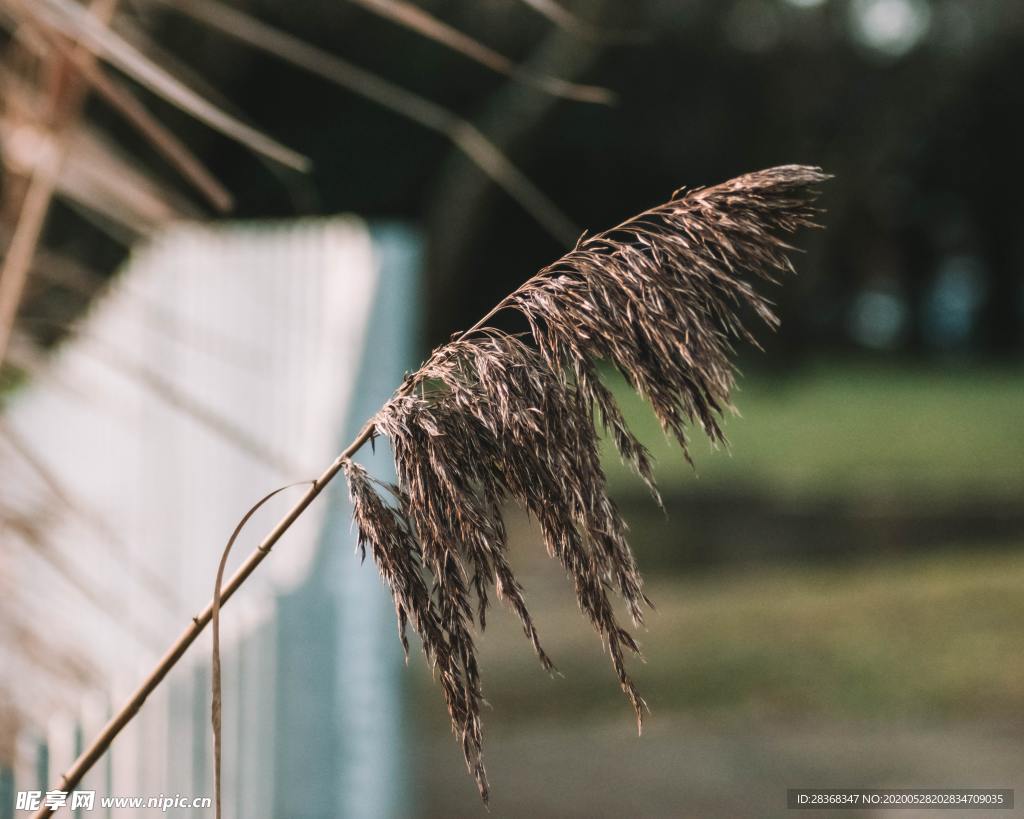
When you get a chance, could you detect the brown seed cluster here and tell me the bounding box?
[342,165,828,801]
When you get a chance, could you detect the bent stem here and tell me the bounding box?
[30,426,374,819]
[32,282,502,819]
[33,303,492,818]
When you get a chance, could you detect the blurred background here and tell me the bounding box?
[1,0,1023,817]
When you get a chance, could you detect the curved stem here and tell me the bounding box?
[31,270,524,818]
[30,425,374,819]
[33,279,520,817]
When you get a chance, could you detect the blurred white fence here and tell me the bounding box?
[0,217,419,818]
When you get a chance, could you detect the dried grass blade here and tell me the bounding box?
[211,481,314,819]
[23,0,310,170]
[347,0,615,104]
[154,0,579,246]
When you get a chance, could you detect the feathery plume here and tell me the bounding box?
[342,165,829,801]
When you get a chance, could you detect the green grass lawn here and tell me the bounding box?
[601,359,1024,501]
[411,546,1024,727]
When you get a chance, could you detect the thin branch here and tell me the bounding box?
[154,0,579,246]
[7,0,311,171]
[517,0,587,31]
[210,481,314,819]
[515,0,648,43]
[0,107,201,230]
[0,149,61,363]
[31,330,460,819]
[346,0,615,104]
[30,447,360,819]
[7,2,234,211]
[425,0,610,338]
[0,0,118,363]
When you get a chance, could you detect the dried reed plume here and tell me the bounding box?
[341,165,829,801]
[32,165,827,819]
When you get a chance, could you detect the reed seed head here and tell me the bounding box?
[342,165,829,801]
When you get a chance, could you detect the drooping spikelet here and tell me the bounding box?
[342,165,829,801]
